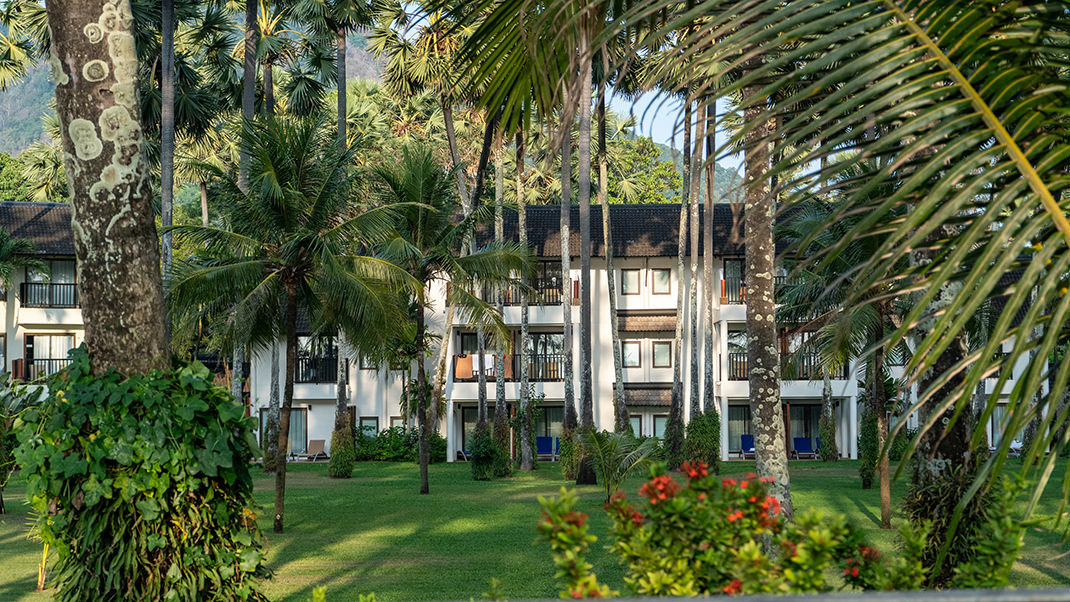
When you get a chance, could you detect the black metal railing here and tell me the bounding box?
[24,358,72,380]
[20,282,79,308]
[295,356,347,383]
[722,277,745,304]
[728,352,748,380]
[727,352,849,381]
[481,278,562,306]
[452,353,564,382]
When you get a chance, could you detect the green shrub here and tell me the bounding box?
[469,430,509,480]
[683,412,720,474]
[14,350,269,602]
[859,405,878,489]
[351,426,446,464]
[559,429,580,480]
[818,404,839,461]
[888,427,916,462]
[580,430,658,503]
[328,428,356,478]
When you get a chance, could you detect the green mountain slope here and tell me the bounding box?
[0,66,53,156]
[656,142,744,203]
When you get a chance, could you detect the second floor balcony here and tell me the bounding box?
[481,278,563,307]
[20,282,80,308]
[452,353,564,382]
[727,351,849,381]
[295,356,348,384]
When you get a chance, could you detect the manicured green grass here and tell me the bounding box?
[1,459,1068,601]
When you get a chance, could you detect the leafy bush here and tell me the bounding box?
[888,427,917,462]
[328,428,356,478]
[469,430,510,480]
[859,404,878,489]
[818,403,839,461]
[1,379,45,514]
[581,430,658,503]
[558,429,580,480]
[14,350,269,601]
[353,426,445,463]
[683,411,720,474]
[539,461,1016,598]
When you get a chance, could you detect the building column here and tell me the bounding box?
[849,395,858,459]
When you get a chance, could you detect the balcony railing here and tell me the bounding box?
[727,352,849,381]
[721,277,745,304]
[453,353,564,382]
[481,278,562,307]
[20,282,79,308]
[295,356,347,383]
[24,358,72,380]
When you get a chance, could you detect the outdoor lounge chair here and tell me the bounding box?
[739,434,755,459]
[297,439,329,462]
[792,437,816,459]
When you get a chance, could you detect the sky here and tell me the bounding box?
[608,92,745,174]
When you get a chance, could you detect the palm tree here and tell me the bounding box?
[370,143,532,495]
[0,0,47,90]
[0,230,46,296]
[168,116,409,531]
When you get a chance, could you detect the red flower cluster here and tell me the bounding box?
[680,460,709,481]
[726,510,744,523]
[639,475,680,505]
[569,583,605,599]
[606,491,646,527]
[722,578,742,595]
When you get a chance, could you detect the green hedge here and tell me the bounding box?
[14,349,269,602]
[353,426,446,463]
[683,411,720,474]
[469,430,511,480]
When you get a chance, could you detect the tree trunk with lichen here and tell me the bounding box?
[688,101,705,421]
[561,128,577,432]
[517,131,534,470]
[598,89,627,433]
[743,98,793,520]
[667,104,692,467]
[46,0,168,375]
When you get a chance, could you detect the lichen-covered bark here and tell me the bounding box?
[46,0,167,374]
[561,129,577,431]
[493,149,508,447]
[744,100,793,519]
[598,90,627,432]
[688,105,706,419]
[577,46,594,431]
[703,102,717,415]
[667,104,691,464]
[264,340,281,473]
[335,343,348,432]
[517,131,534,470]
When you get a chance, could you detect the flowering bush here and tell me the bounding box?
[538,461,994,598]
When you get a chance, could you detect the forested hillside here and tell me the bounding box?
[0,66,53,155]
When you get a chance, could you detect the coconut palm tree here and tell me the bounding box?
[168,115,410,532]
[0,230,46,296]
[369,143,532,495]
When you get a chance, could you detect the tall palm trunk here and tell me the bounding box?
[577,49,594,431]
[688,101,705,420]
[477,326,488,430]
[744,97,793,519]
[264,62,275,115]
[703,101,716,415]
[416,289,431,494]
[239,0,256,192]
[598,88,626,432]
[161,0,174,345]
[335,341,348,431]
[199,181,209,226]
[668,104,691,465]
[274,286,298,532]
[517,131,534,470]
[561,124,577,431]
[46,0,168,374]
[264,340,281,473]
[336,28,346,147]
[874,308,891,529]
[493,147,509,452]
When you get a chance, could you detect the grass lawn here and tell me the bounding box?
[1,458,1068,601]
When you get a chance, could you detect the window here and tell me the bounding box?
[622,341,641,367]
[621,269,640,295]
[652,269,671,294]
[652,341,672,368]
[727,405,752,453]
[295,336,340,383]
[359,416,379,436]
[653,415,668,439]
[24,260,78,307]
[259,408,307,455]
[526,332,563,356]
[390,416,405,429]
[789,404,821,453]
[629,415,642,437]
[534,406,564,439]
[25,334,75,379]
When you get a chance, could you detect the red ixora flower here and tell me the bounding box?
[680,460,709,481]
[640,475,680,503]
[722,579,742,595]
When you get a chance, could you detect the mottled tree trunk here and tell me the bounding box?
[744,99,793,519]
[561,127,577,431]
[599,88,627,433]
[335,341,348,432]
[263,62,274,115]
[416,293,431,494]
[577,47,594,432]
[336,28,345,146]
[160,0,174,344]
[874,309,891,529]
[703,101,716,415]
[668,104,692,465]
[239,0,256,191]
[493,147,509,452]
[46,0,168,374]
[264,340,281,473]
[477,326,488,430]
[517,131,534,469]
[688,102,706,419]
[199,181,209,226]
[274,286,297,532]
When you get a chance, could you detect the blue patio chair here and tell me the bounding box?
[792,437,816,459]
[536,436,554,461]
[740,434,755,459]
[554,437,561,461]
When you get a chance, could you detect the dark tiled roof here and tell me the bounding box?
[623,383,672,407]
[619,310,677,332]
[0,201,75,256]
[477,203,746,258]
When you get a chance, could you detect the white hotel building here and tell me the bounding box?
[0,201,1026,461]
